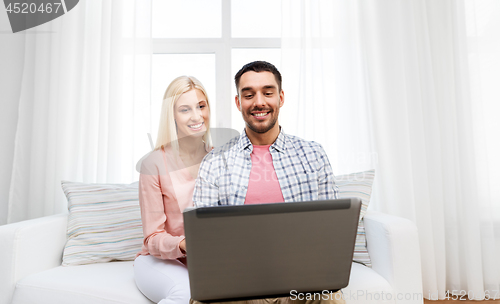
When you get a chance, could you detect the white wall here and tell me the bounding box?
[0,6,24,225]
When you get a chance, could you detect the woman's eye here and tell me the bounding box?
[180,109,189,113]
[199,105,205,109]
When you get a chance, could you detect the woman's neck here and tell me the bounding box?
[178,136,205,158]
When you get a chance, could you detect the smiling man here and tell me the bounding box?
[236,67,283,142]
[192,61,343,304]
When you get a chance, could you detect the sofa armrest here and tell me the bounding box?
[363,211,423,304]
[0,213,68,304]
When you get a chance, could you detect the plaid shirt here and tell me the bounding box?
[193,128,338,207]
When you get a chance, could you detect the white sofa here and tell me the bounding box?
[0,211,423,304]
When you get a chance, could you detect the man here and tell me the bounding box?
[191,61,344,304]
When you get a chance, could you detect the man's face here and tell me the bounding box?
[235,71,284,134]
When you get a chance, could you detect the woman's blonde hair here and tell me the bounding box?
[155,76,212,151]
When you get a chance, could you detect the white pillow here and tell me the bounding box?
[335,169,375,267]
[61,181,143,266]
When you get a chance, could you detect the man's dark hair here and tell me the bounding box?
[234,61,282,94]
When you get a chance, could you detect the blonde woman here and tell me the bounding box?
[134,76,212,304]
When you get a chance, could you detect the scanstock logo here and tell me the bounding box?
[4,0,80,33]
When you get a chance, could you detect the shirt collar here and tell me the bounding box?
[238,129,252,151]
[237,126,286,153]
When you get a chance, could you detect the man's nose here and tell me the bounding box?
[254,92,266,107]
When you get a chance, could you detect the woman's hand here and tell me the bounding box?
[179,239,187,254]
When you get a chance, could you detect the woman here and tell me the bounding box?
[134,76,212,304]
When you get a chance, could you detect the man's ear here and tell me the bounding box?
[279,90,285,108]
[235,95,242,112]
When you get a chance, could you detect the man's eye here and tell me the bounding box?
[265,92,273,96]
[245,95,253,98]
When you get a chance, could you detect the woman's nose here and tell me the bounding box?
[192,108,202,121]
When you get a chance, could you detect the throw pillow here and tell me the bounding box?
[335,169,375,267]
[61,181,143,266]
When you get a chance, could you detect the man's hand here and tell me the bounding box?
[179,239,187,254]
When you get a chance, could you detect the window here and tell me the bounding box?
[151,0,281,139]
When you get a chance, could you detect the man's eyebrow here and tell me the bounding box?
[240,87,254,93]
[240,85,277,93]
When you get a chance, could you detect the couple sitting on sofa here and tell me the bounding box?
[134,61,344,304]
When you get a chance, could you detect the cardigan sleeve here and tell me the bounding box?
[138,151,185,260]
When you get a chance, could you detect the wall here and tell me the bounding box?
[0,6,24,225]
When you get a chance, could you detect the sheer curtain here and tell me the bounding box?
[281,0,500,300]
[7,0,152,224]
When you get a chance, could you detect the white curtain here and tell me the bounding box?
[7,0,152,224]
[281,0,500,300]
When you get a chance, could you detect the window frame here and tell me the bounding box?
[152,0,281,128]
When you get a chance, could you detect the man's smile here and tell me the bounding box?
[251,110,271,119]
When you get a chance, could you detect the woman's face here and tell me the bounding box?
[174,89,210,139]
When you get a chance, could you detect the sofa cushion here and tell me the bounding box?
[343,263,395,304]
[11,261,153,304]
[61,181,143,266]
[11,261,392,304]
[336,170,375,267]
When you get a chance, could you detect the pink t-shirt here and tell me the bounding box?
[244,145,285,205]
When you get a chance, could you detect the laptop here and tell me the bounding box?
[183,198,362,303]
